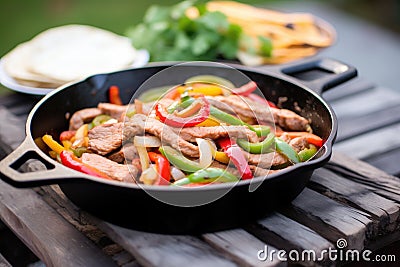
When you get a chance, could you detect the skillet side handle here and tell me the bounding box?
[268,57,358,95]
[0,137,82,188]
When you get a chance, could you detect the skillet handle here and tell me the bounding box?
[0,137,83,188]
[265,57,357,95]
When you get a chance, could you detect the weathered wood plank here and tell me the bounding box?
[97,222,237,267]
[333,122,400,160]
[327,152,400,203]
[329,86,400,120]
[0,180,117,267]
[281,188,372,251]
[364,148,400,177]
[245,212,334,267]
[203,229,286,267]
[0,253,12,267]
[335,104,400,142]
[309,168,400,234]
[0,107,26,154]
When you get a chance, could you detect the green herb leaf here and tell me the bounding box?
[258,36,273,57]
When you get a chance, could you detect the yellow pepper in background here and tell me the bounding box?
[177,83,223,96]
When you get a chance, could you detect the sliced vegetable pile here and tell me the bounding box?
[39,75,324,186]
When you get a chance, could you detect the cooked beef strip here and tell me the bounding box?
[174,125,259,143]
[81,153,137,183]
[243,151,288,168]
[108,142,138,163]
[210,95,310,131]
[88,122,124,155]
[249,165,280,177]
[69,108,102,130]
[125,114,200,158]
[98,103,131,120]
[289,137,309,153]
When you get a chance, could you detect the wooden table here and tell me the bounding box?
[0,64,400,266]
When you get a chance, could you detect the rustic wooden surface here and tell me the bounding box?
[0,71,400,267]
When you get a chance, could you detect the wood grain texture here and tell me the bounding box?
[309,168,400,234]
[203,229,286,267]
[282,188,372,251]
[0,253,12,267]
[0,180,116,267]
[97,222,237,267]
[246,213,333,266]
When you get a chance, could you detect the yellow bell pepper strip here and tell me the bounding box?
[60,150,111,180]
[184,75,235,89]
[218,138,253,180]
[298,144,318,162]
[275,137,300,164]
[214,151,230,164]
[109,85,123,105]
[196,117,220,127]
[177,83,224,96]
[155,95,210,128]
[173,167,239,186]
[148,152,171,185]
[237,133,275,154]
[276,131,324,148]
[42,134,65,154]
[232,81,257,96]
[159,146,203,173]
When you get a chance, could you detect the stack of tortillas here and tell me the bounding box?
[188,1,336,65]
[2,24,139,88]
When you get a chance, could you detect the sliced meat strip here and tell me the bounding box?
[289,137,309,153]
[125,114,199,158]
[108,142,138,163]
[69,108,102,130]
[249,165,280,177]
[88,122,123,155]
[210,95,310,131]
[81,153,137,183]
[98,103,131,120]
[243,151,288,168]
[175,125,259,143]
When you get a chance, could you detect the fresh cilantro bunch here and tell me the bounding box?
[125,0,242,61]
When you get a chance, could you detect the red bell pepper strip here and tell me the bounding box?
[155,95,210,127]
[59,130,76,141]
[109,85,123,105]
[218,138,253,180]
[276,131,324,147]
[60,150,111,180]
[232,81,257,96]
[148,152,171,185]
[247,93,277,108]
[163,87,180,100]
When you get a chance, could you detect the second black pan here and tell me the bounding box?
[0,58,356,234]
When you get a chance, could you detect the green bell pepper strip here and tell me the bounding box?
[159,145,203,173]
[173,167,239,186]
[275,137,300,164]
[138,86,170,103]
[236,133,275,154]
[298,144,318,162]
[184,75,234,89]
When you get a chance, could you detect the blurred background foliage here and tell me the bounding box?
[0,0,399,95]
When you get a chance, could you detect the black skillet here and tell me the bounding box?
[0,58,356,234]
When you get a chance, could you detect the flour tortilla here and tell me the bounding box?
[2,24,138,88]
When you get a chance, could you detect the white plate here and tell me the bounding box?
[0,49,150,95]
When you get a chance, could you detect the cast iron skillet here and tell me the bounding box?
[0,58,356,234]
